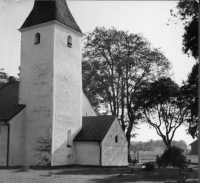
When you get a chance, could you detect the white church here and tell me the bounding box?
[0,0,128,167]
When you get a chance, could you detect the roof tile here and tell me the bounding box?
[20,0,82,34]
[74,116,116,142]
[0,82,25,120]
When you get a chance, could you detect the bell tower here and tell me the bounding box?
[19,0,83,166]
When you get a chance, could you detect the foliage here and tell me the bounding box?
[140,77,188,148]
[0,68,9,83]
[130,139,187,152]
[156,146,188,179]
[170,1,198,59]
[82,27,171,161]
[0,68,18,83]
[181,63,198,138]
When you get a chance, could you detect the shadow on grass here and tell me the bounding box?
[54,167,128,175]
[54,167,198,183]
[14,169,29,173]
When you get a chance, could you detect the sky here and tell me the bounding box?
[0,0,197,145]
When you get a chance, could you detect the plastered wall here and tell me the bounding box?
[102,118,128,166]
[82,93,96,117]
[74,142,100,165]
[19,23,54,165]
[51,24,82,165]
[0,123,8,166]
[9,109,25,166]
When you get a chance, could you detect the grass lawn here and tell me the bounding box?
[0,165,198,183]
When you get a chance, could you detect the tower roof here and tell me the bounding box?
[20,0,82,33]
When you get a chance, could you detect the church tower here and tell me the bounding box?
[19,0,83,166]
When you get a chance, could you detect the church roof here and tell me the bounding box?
[74,116,116,142]
[0,82,6,89]
[0,82,25,121]
[20,0,82,34]
[189,139,198,146]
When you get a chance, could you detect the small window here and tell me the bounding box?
[67,35,72,48]
[115,135,118,143]
[35,33,40,44]
[67,130,72,147]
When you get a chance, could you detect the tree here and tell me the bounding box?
[156,146,188,181]
[181,63,198,138]
[170,1,198,59]
[170,1,199,140]
[0,68,9,83]
[140,77,188,148]
[0,68,18,83]
[82,27,171,161]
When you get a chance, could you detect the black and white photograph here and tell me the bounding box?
[0,0,198,182]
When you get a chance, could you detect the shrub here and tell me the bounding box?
[156,146,188,180]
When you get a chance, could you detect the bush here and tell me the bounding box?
[156,146,188,180]
[156,146,188,169]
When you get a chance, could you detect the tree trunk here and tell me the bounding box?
[126,133,132,163]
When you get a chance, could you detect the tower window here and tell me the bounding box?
[115,135,118,143]
[35,33,40,44]
[67,35,72,48]
[67,130,72,147]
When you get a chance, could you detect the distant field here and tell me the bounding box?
[131,147,198,164]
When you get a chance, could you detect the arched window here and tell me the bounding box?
[67,130,72,147]
[35,33,40,44]
[115,135,118,143]
[67,35,72,48]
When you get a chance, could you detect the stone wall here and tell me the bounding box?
[74,142,100,165]
[82,92,96,117]
[102,118,128,166]
[0,122,8,166]
[19,23,54,165]
[9,109,25,166]
[51,23,82,166]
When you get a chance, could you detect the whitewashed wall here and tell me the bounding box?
[102,118,128,166]
[9,109,25,166]
[0,122,8,166]
[19,23,54,165]
[74,142,100,165]
[82,93,96,117]
[51,23,83,166]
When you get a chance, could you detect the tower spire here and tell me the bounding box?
[20,0,82,33]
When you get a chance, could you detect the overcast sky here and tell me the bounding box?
[0,0,197,145]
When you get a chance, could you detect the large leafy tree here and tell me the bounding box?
[140,77,188,148]
[171,0,199,59]
[82,27,171,160]
[170,1,199,140]
[181,63,198,138]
